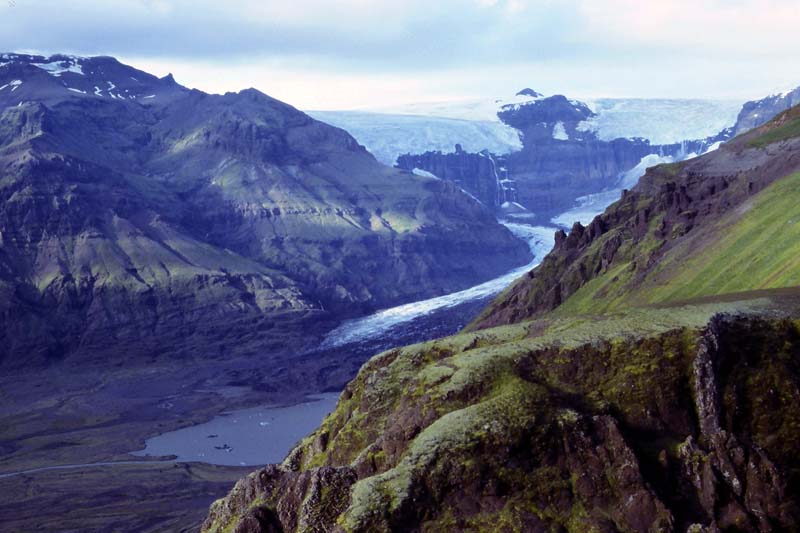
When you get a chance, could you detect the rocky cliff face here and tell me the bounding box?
[0,53,531,368]
[204,305,800,532]
[396,146,504,207]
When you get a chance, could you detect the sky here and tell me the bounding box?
[1,0,799,109]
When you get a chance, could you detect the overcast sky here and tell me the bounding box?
[2,0,799,109]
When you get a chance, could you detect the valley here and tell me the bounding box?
[0,211,563,531]
[1,43,800,532]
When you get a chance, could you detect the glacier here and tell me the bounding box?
[307,110,522,165]
[309,94,744,166]
[578,98,743,145]
[320,222,556,349]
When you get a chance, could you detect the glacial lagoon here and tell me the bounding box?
[132,393,341,466]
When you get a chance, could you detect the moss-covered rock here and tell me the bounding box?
[204,301,800,532]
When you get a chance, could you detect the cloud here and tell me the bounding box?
[1,0,799,107]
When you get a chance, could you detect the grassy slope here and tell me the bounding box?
[556,171,800,316]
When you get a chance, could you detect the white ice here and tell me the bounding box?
[551,153,679,228]
[577,98,743,145]
[412,168,439,179]
[352,92,543,122]
[0,80,22,91]
[309,111,523,165]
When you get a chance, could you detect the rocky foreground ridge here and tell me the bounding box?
[205,107,800,531]
[0,53,529,367]
[205,304,800,532]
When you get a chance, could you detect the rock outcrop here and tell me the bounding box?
[204,310,800,532]
[396,146,507,207]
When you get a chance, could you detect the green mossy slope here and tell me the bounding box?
[204,292,800,532]
[556,170,800,315]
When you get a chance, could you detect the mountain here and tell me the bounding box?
[471,104,800,329]
[314,88,800,224]
[0,53,530,368]
[383,89,750,222]
[732,86,800,136]
[308,93,742,166]
[205,108,800,531]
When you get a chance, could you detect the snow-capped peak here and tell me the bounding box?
[0,53,86,76]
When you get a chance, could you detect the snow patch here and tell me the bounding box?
[0,79,22,92]
[33,57,84,77]
[411,168,439,179]
[552,121,569,140]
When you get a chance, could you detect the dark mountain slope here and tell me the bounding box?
[732,86,800,136]
[0,54,530,367]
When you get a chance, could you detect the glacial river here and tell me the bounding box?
[319,221,557,349]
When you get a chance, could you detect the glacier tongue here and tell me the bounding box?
[551,153,679,229]
[319,222,556,349]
